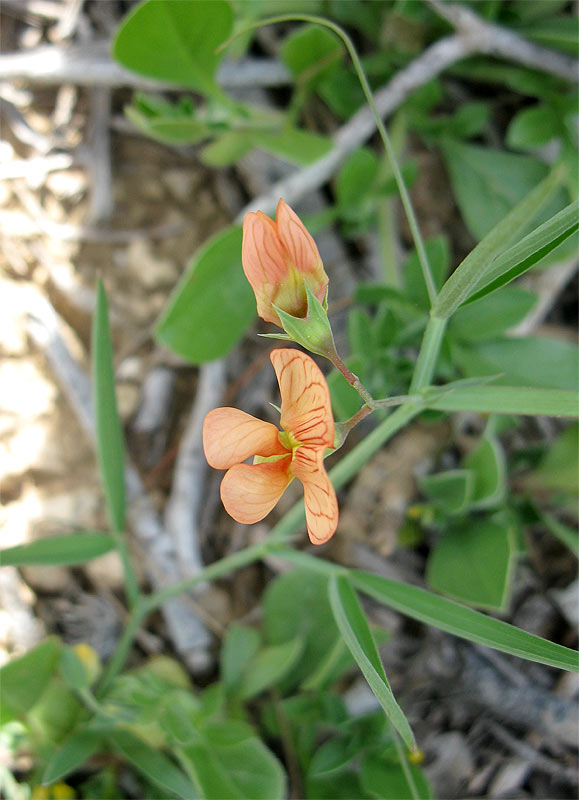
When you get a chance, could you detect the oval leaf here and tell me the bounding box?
[113,0,232,96]
[155,226,255,363]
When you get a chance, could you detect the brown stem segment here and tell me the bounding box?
[328,349,376,407]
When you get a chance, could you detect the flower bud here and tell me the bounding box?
[242,198,329,327]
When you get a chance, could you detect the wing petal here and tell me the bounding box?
[220,457,292,524]
[270,349,334,448]
[292,446,338,544]
[203,407,286,470]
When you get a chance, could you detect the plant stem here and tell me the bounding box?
[409,315,447,393]
[97,542,268,694]
[328,349,376,407]
[112,530,140,610]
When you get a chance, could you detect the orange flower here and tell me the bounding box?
[203,349,338,544]
[242,198,329,326]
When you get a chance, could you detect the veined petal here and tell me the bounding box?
[292,447,338,545]
[242,211,289,325]
[203,407,286,470]
[276,198,323,276]
[270,349,334,448]
[220,457,292,524]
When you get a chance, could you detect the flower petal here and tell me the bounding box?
[270,349,334,448]
[203,407,286,470]
[220,457,292,524]
[242,211,288,324]
[292,447,338,544]
[276,199,323,276]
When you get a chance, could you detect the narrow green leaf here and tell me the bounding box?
[155,226,255,363]
[93,281,125,532]
[433,163,565,318]
[43,730,103,785]
[0,533,115,567]
[60,647,91,691]
[111,729,198,798]
[466,202,579,304]
[540,510,579,556]
[425,385,578,418]
[113,0,232,96]
[328,575,416,751]
[351,570,579,672]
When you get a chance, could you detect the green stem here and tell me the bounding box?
[218,15,436,307]
[97,542,269,694]
[409,315,447,393]
[112,530,140,610]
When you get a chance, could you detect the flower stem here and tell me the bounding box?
[328,348,376,407]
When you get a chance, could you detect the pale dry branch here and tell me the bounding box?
[0,40,291,89]
[427,0,579,83]
[26,292,212,671]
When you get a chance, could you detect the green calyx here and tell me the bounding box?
[273,284,337,360]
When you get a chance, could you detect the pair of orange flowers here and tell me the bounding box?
[203,200,338,544]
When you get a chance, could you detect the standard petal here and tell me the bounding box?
[203,407,286,470]
[292,447,338,545]
[220,458,292,525]
[276,199,323,276]
[242,211,288,324]
[270,349,334,448]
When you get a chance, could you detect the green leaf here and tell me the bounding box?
[0,638,62,720]
[0,533,115,567]
[43,729,103,785]
[281,24,343,89]
[464,435,506,509]
[221,624,261,692]
[263,569,340,689]
[111,728,198,798]
[93,281,126,532]
[253,127,332,166]
[360,751,432,800]
[507,105,561,150]
[125,104,208,145]
[440,139,549,241]
[465,202,579,304]
[113,0,233,96]
[524,423,579,495]
[455,336,579,391]
[425,385,578,418]
[336,148,379,213]
[427,518,517,610]
[351,570,579,672]
[60,647,91,691]
[179,720,286,800]
[237,638,304,700]
[200,132,254,167]
[155,226,255,363]
[328,575,416,752]
[539,510,579,556]
[433,163,565,317]
[450,287,537,342]
[419,469,474,514]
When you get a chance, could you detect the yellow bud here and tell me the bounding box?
[52,783,76,800]
[408,747,425,765]
[31,787,49,800]
[72,643,101,685]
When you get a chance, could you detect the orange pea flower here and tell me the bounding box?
[242,198,329,327]
[203,348,338,545]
